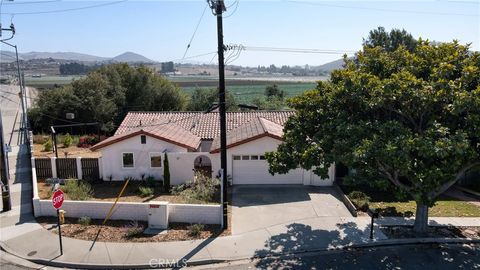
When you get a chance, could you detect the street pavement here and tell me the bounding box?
[191,243,480,270]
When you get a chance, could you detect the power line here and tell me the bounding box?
[223,0,239,19]
[181,3,209,60]
[0,0,127,15]
[3,0,61,5]
[288,0,478,17]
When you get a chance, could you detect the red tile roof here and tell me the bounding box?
[115,111,294,140]
[91,123,201,151]
[210,117,284,153]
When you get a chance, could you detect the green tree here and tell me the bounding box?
[363,26,417,52]
[63,133,73,148]
[163,152,171,193]
[266,35,480,233]
[28,64,187,134]
[265,84,285,99]
[187,88,237,111]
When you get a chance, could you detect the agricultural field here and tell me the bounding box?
[24,75,84,88]
[182,82,317,104]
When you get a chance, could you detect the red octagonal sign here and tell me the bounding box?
[52,189,65,209]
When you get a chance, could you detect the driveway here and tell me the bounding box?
[232,185,352,235]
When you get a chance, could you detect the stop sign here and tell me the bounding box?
[52,189,65,209]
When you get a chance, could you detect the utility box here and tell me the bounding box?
[148,201,169,229]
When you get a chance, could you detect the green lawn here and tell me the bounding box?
[341,184,480,217]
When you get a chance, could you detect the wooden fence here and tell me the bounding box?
[34,157,100,181]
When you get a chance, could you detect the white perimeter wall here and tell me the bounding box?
[33,199,221,224]
[98,134,188,181]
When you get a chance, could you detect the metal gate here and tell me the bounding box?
[56,158,77,179]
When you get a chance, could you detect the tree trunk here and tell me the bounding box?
[413,202,429,234]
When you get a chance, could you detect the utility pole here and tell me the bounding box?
[208,0,228,229]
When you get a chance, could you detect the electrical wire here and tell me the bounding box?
[288,0,478,17]
[1,0,127,15]
[243,45,355,55]
[223,0,239,19]
[181,3,208,60]
[3,0,61,5]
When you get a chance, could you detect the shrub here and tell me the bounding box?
[348,191,371,211]
[77,135,100,148]
[138,186,154,197]
[176,173,219,203]
[124,220,144,238]
[348,191,370,201]
[171,184,187,196]
[78,216,91,226]
[43,138,53,152]
[146,176,161,188]
[33,134,48,144]
[63,180,93,200]
[63,133,73,148]
[163,153,171,192]
[187,223,205,237]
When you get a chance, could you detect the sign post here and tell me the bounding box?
[52,189,65,255]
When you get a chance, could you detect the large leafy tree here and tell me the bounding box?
[267,30,480,233]
[187,88,237,111]
[29,64,187,133]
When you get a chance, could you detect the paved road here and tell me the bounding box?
[192,243,480,270]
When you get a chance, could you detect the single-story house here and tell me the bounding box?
[91,111,335,186]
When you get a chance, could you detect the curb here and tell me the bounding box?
[2,237,480,269]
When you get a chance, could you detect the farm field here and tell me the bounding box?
[24,75,84,88]
[182,82,317,104]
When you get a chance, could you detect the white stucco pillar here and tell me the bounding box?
[98,157,103,180]
[50,157,57,178]
[31,157,39,199]
[76,157,82,180]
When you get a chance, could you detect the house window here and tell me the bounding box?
[242,155,250,160]
[259,155,266,160]
[251,155,259,160]
[140,135,146,144]
[122,153,134,168]
[150,153,162,168]
[233,155,241,160]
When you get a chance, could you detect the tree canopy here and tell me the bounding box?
[266,31,480,233]
[29,64,188,133]
[187,88,237,111]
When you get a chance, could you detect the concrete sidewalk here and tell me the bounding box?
[0,216,385,268]
[1,216,479,268]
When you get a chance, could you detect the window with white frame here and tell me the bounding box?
[150,153,162,168]
[122,153,134,168]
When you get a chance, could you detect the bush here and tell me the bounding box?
[63,133,73,148]
[124,220,144,238]
[43,138,53,152]
[33,134,48,144]
[77,135,100,148]
[171,184,187,196]
[138,186,154,197]
[146,176,161,188]
[348,191,371,211]
[63,180,93,200]
[188,223,205,237]
[78,216,91,226]
[176,173,219,203]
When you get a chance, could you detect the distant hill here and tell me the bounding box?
[112,52,154,63]
[316,58,346,73]
[0,51,154,63]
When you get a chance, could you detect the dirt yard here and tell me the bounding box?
[37,217,229,243]
[33,143,100,158]
[37,180,201,204]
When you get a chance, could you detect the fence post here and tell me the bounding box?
[98,157,103,180]
[51,157,57,178]
[76,157,82,180]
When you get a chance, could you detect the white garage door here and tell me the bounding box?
[232,154,304,185]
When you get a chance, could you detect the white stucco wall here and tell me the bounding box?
[168,152,219,185]
[33,199,221,224]
[98,134,188,181]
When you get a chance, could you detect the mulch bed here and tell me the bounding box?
[37,217,230,243]
[381,226,480,239]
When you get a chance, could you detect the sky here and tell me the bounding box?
[0,0,479,66]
